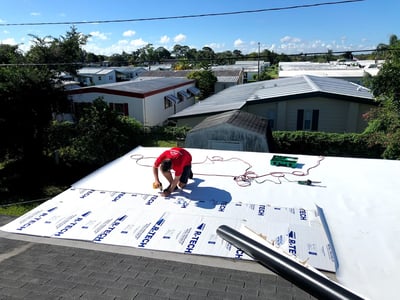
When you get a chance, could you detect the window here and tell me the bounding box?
[98,76,102,81]
[164,97,172,109]
[178,90,191,102]
[297,109,319,131]
[177,93,185,103]
[109,103,128,116]
[164,94,180,110]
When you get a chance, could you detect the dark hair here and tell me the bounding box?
[161,159,172,172]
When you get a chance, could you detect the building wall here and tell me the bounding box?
[87,70,117,85]
[244,96,374,133]
[69,83,196,127]
[185,124,269,152]
[69,92,146,123]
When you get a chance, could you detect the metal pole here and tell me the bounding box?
[216,225,365,300]
[257,42,260,80]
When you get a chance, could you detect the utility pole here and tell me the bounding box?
[257,42,260,81]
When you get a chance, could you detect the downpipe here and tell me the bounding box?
[216,225,365,300]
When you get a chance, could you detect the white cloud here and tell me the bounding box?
[129,38,147,48]
[0,37,17,45]
[159,35,170,44]
[205,42,225,51]
[123,30,136,37]
[280,36,301,44]
[234,38,244,48]
[89,31,108,40]
[117,39,129,46]
[174,33,186,43]
[30,12,41,16]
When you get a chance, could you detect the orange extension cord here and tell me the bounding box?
[130,154,325,187]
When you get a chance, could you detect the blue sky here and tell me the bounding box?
[0,0,399,56]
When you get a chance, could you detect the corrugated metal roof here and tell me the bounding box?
[171,75,374,119]
[217,76,240,83]
[78,67,115,75]
[171,81,264,118]
[190,110,268,135]
[247,75,374,102]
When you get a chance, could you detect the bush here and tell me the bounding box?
[272,131,386,158]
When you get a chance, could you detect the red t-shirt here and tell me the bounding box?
[154,148,192,176]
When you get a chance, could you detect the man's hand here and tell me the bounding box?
[161,188,171,197]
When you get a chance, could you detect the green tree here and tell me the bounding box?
[0,44,25,64]
[154,47,171,62]
[26,25,89,75]
[364,34,400,159]
[134,44,160,65]
[187,70,217,100]
[171,44,191,59]
[0,65,69,192]
[197,46,215,67]
[370,35,400,110]
[55,98,144,167]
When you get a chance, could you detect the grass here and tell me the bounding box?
[0,203,43,216]
[157,140,178,147]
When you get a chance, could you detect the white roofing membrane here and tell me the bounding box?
[2,146,399,300]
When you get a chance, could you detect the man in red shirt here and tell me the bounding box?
[153,147,193,196]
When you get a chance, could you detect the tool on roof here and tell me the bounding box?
[298,179,321,186]
[153,182,163,191]
[270,155,298,168]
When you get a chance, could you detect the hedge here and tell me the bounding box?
[271,131,386,159]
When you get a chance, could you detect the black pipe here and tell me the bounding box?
[216,225,365,300]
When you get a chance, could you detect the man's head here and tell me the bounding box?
[160,159,172,172]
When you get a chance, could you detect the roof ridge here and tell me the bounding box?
[302,75,320,91]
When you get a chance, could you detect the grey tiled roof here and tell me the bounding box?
[0,215,316,299]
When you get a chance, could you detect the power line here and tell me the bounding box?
[0,0,364,27]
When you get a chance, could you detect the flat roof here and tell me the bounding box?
[2,146,399,299]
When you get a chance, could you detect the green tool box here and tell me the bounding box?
[270,155,298,168]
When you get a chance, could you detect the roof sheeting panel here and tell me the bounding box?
[190,110,268,135]
[247,75,374,102]
[171,81,263,118]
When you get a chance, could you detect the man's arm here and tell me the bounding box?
[162,175,181,196]
[153,166,161,186]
